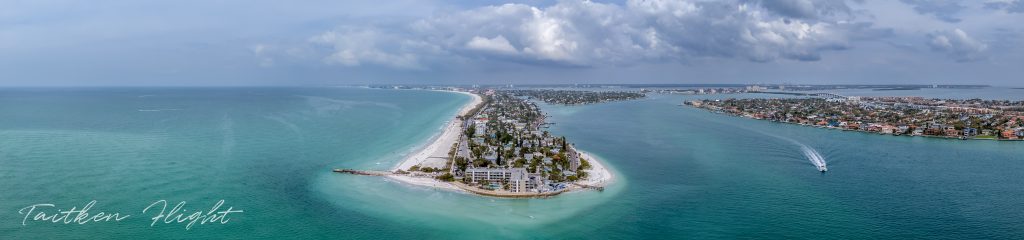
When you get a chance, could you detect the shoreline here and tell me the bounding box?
[384,90,475,192]
[385,151,616,197]
[390,90,481,172]
[384,90,615,197]
[576,151,614,187]
[693,107,1024,141]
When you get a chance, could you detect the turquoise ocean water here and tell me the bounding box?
[1,87,1022,239]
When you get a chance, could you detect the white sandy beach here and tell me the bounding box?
[386,175,462,191]
[386,90,615,195]
[386,91,480,190]
[391,91,481,172]
[576,151,614,187]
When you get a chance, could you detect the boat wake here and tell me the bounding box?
[713,120,830,172]
[798,144,828,172]
[751,130,829,172]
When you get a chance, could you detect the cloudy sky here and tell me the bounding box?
[2,0,1023,86]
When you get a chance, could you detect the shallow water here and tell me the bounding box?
[1,88,1021,239]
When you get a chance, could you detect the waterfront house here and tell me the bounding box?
[945,126,959,137]
[828,120,840,127]
[867,124,882,132]
[859,123,871,131]
[847,123,860,130]
[880,125,896,135]
[926,125,944,135]
[912,129,924,136]
[963,128,978,137]
[1002,129,1018,139]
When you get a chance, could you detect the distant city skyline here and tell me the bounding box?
[2,0,1023,86]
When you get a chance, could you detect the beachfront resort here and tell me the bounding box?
[688,96,1024,140]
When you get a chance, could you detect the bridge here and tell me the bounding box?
[811,92,848,99]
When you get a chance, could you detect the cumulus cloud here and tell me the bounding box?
[305,0,886,69]
[928,28,988,62]
[466,35,519,54]
[309,28,426,70]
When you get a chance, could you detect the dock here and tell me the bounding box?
[572,183,605,191]
[333,169,396,176]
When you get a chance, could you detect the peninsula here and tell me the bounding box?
[338,89,621,198]
[507,89,645,105]
[687,96,1024,140]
